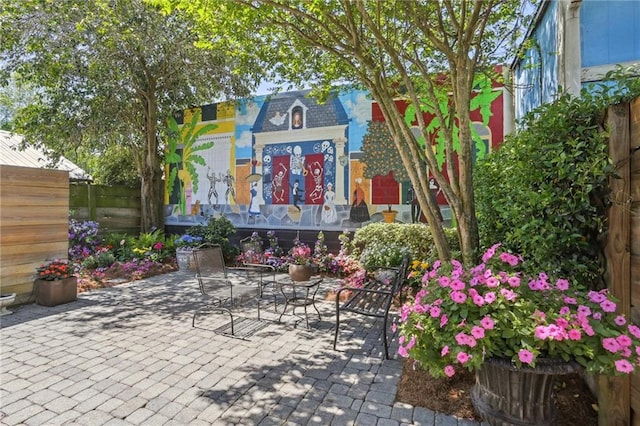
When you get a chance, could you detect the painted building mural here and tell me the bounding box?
[165,86,505,231]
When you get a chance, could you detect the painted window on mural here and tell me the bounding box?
[292,106,304,129]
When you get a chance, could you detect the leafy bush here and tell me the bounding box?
[350,223,458,263]
[185,216,239,261]
[68,218,101,261]
[474,73,640,288]
[82,250,116,269]
[359,241,411,269]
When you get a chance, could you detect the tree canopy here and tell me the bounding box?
[0,0,261,231]
[154,0,533,264]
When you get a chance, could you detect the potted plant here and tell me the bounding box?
[288,239,314,281]
[397,243,640,425]
[174,234,203,270]
[34,259,77,306]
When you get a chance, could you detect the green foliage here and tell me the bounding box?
[350,223,458,264]
[185,216,239,261]
[166,110,217,215]
[474,70,640,287]
[82,251,117,269]
[359,242,411,269]
[1,0,257,230]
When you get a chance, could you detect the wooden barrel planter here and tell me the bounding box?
[471,357,581,426]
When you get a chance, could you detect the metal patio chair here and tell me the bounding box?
[239,236,278,312]
[192,244,269,335]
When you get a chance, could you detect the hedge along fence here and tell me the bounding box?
[69,183,141,235]
[0,165,70,304]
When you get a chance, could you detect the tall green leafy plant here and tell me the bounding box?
[166,110,217,215]
[475,69,640,287]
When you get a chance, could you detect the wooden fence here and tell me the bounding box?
[0,166,70,304]
[69,183,141,235]
[600,98,640,425]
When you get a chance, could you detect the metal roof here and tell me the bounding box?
[0,130,92,182]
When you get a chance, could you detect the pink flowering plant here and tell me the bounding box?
[289,239,313,265]
[396,243,640,378]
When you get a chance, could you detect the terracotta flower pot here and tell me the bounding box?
[34,277,78,307]
[288,264,314,281]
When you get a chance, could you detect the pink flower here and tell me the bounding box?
[472,294,485,307]
[450,279,465,291]
[535,326,550,340]
[555,279,569,291]
[559,306,570,315]
[615,359,634,374]
[444,365,456,377]
[438,276,451,287]
[153,242,163,250]
[451,291,467,304]
[484,292,496,304]
[617,335,632,348]
[577,305,592,316]
[588,290,606,303]
[500,289,516,301]
[406,336,416,350]
[398,346,408,357]
[471,326,485,339]
[615,315,627,326]
[485,277,500,288]
[480,316,495,330]
[455,333,469,345]
[628,324,640,339]
[507,276,521,287]
[602,337,621,353]
[518,349,534,365]
[457,352,471,364]
[441,346,450,356]
[429,306,441,318]
[500,252,520,266]
[600,300,617,313]
[440,314,448,328]
[568,329,581,340]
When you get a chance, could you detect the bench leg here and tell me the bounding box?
[383,314,390,359]
[333,296,341,351]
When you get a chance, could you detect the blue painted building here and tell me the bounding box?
[512,0,640,121]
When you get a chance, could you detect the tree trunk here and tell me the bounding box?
[139,85,164,233]
[370,87,452,261]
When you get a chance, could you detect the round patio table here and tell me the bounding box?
[277,278,323,329]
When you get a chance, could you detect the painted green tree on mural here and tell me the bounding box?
[166,110,217,215]
[361,120,409,183]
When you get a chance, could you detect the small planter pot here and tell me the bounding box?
[34,277,77,307]
[381,210,398,223]
[288,264,314,281]
[176,248,196,271]
[472,357,581,426]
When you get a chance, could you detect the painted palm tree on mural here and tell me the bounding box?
[166,110,217,215]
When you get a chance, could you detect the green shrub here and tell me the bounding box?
[186,216,239,261]
[359,241,411,269]
[474,70,640,288]
[350,223,458,264]
[82,251,116,269]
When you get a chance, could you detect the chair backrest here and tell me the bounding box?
[390,256,410,296]
[192,244,228,294]
[239,236,263,263]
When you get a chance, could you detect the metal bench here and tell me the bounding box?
[333,257,410,359]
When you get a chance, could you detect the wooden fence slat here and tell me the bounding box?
[600,102,631,425]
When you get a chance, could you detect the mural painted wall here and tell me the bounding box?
[165,86,505,231]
